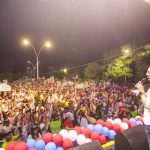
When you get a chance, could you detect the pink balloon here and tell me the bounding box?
[63,138,73,149]
[53,134,63,146]
[6,141,17,150]
[14,142,28,150]
[73,126,82,135]
[43,132,53,144]
[82,128,91,138]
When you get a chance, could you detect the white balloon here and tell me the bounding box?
[120,122,129,130]
[68,130,78,141]
[114,118,122,125]
[0,148,5,150]
[135,116,141,119]
[144,0,150,4]
[77,134,86,145]
[86,138,92,143]
[59,129,68,140]
[106,119,114,124]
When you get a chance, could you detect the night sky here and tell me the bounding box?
[0,0,150,75]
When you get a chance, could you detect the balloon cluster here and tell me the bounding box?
[4,116,144,150]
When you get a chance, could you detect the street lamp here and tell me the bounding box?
[22,39,52,79]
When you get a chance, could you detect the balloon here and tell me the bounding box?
[45,142,56,150]
[105,121,113,130]
[90,132,99,141]
[35,140,45,150]
[113,118,122,125]
[87,124,95,132]
[82,128,91,138]
[102,127,109,136]
[73,126,82,135]
[113,123,121,133]
[0,149,5,150]
[36,137,43,141]
[77,134,86,145]
[129,123,136,128]
[63,139,73,149]
[96,119,105,126]
[68,130,78,141]
[129,118,137,125]
[53,134,63,146]
[106,119,114,124]
[136,121,143,125]
[136,118,144,125]
[6,141,17,150]
[14,142,28,150]
[108,130,116,140]
[120,122,129,130]
[59,129,68,140]
[27,139,36,148]
[94,124,103,134]
[29,148,36,150]
[99,135,106,144]
[85,138,92,143]
[56,147,64,150]
[135,116,142,119]
[43,132,53,144]
[122,118,130,126]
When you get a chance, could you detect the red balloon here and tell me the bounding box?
[136,118,144,125]
[36,136,43,141]
[63,138,73,149]
[82,128,91,138]
[53,134,63,146]
[99,135,106,144]
[105,121,113,130]
[43,132,53,144]
[113,123,121,133]
[6,141,17,150]
[73,126,82,135]
[96,119,105,126]
[90,132,99,141]
[14,142,28,150]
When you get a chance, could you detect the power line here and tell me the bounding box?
[46,45,145,75]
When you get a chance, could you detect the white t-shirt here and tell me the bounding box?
[144,88,150,125]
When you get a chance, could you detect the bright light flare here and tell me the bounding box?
[124,49,129,54]
[23,39,29,45]
[44,41,52,48]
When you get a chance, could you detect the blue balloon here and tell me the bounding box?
[57,146,64,150]
[102,127,109,136]
[136,121,143,125]
[95,124,103,134]
[129,118,137,125]
[108,130,116,140]
[35,140,45,150]
[45,142,56,150]
[87,124,95,132]
[27,139,36,148]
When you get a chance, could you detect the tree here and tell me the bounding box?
[84,62,105,80]
[103,56,133,82]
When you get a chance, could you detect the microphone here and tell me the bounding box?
[132,78,147,96]
[139,78,147,85]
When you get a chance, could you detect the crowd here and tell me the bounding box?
[0,78,142,148]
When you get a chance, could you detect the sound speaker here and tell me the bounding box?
[68,140,103,150]
[115,125,149,150]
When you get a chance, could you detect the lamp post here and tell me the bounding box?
[23,39,52,79]
[27,60,36,78]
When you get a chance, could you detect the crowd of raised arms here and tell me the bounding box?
[0,78,142,146]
